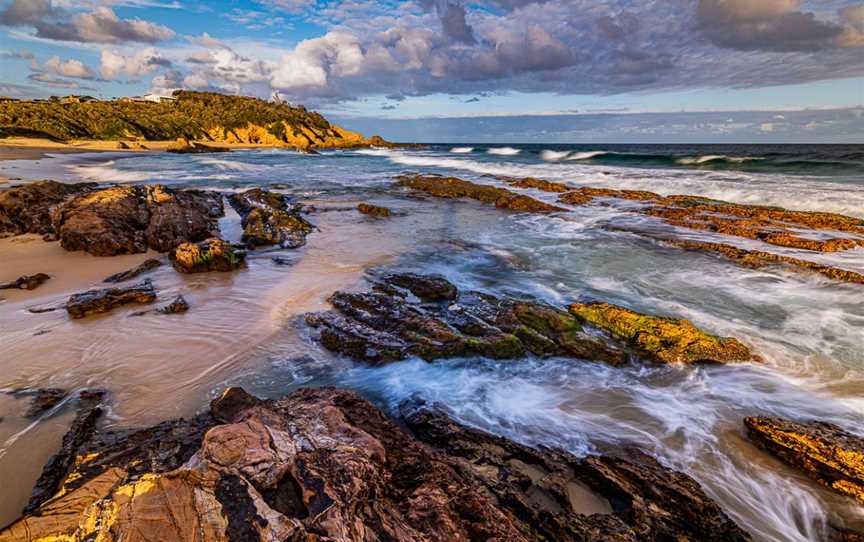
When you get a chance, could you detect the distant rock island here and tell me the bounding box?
[0,91,392,151]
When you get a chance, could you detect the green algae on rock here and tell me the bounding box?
[228,188,314,249]
[744,417,864,504]
[171,239,246,273]
[569,302,755,364]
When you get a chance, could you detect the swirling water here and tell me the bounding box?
[0,143,863,539]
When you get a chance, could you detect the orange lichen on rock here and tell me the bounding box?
[665,239,864,285]
[569,301,755,364]
[396,174,566,213]
[744,417,864,504]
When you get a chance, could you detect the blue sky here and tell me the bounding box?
[1,0,863,141]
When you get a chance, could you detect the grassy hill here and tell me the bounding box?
[0,91,382,149]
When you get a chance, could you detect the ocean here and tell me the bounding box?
[0,143,862,540]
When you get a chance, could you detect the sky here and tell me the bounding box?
[0,0,863,142]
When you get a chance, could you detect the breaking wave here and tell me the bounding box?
[450,147,474,153]
[487,147,521,155]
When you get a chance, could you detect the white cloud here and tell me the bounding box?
[100,47,169,79]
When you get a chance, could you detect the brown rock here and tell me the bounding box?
[171,238,246,273]
[103,258,162,283]
[744,417,864,503]
[0,273,50,290]
[54,185,223,256]
[396,173,566,213]
[357,202,392,217]
[0,180,96,237]
[166,139,230,153]
[157,294,189,314]
[65,279,157,318]
[228,188,314,248]
[0,387,751,542]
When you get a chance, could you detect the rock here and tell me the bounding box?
[357,202,392,217]
[744,417,864,503]
[0,180,96,237]
[228,188,314,248]
[158,294,189,314]
[305,273,625,365]
[503,176,571,193]
[166,139,230,153]
[103,258,162,283]
[0,273,50,290]
[271,256,294,266]
[396,173,566,213]
[54,185,224,256]
[171,238,246,273]
[570,302,755,364]
[8,388,67,418]
[65,279,157,319]
[0,387,750,542]
[403,398,751,541]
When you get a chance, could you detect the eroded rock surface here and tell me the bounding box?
[0,180,96,237]
[745,417,864,504]
[65,279,157,318]
[396,173,566,213]
[103,258,162,283]
[0,273,50,290]
[54,184,224,256]
[570,302,755,364]
[158,294,189,314]
[228,188,313,248]
[0,387,751,542]
[357,202,392,217]
[171,238,246,273]
[305,273,626,365]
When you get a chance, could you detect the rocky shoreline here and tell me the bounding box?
[1,171,863,539]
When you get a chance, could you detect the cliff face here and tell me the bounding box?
[0,91,381,150]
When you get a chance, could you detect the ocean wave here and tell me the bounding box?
[196,158,260,171]
[71,161,152,183]
[540,150,571,161]
[487,147,521,156]
[566,151,610,161]
[450,147,474,153]
[675,155,763,166]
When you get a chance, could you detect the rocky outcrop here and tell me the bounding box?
[396,173,566,213]
[663,239,864,286]
[171,238,246,273]
[744,417,864,504]
[166,139,230,153]
[305,273,625,365]
[103,258,162,283]
[0,386,750,542]
[158,294,189,314]
[65,279,157,318]
[54,184,224,256]
[6,388,67,418]
[0,273,50,290]
[570,302,756,364]
[228,188,314,248]
[0,180,96,237]
[357,202,392,217]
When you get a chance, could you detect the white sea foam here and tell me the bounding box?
[195,158,260,171]
[71,161,151,183]
[487,147,520,155]
[450,147,474,153]
[676,154,763,165]
[566,150,609,161]
[541,150,571,161]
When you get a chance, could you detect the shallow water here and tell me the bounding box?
[0,144,863,539]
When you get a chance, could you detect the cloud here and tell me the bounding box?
[100,47,170,79]
[43,56,96,79]
[696,0,862,51]
[0,1,175,43]
[27,71,95,90]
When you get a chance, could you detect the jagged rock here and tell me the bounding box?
[166,139,230,153]
[744,417,864,504]
[570,302,755,364]
[305,273,625,365]
[0,273,50,290]
[171,238,246,273]
[65,279,157,319]
[158,294,189,314]
[7,388,67,418]
[357,202,392,217]
[0,387,750,542]
[53,185,224,256]
[103,258,162,283]
[228,188,314,248]
[0,180,97,237]
[396,173,566,213]
[404,398,751,541]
